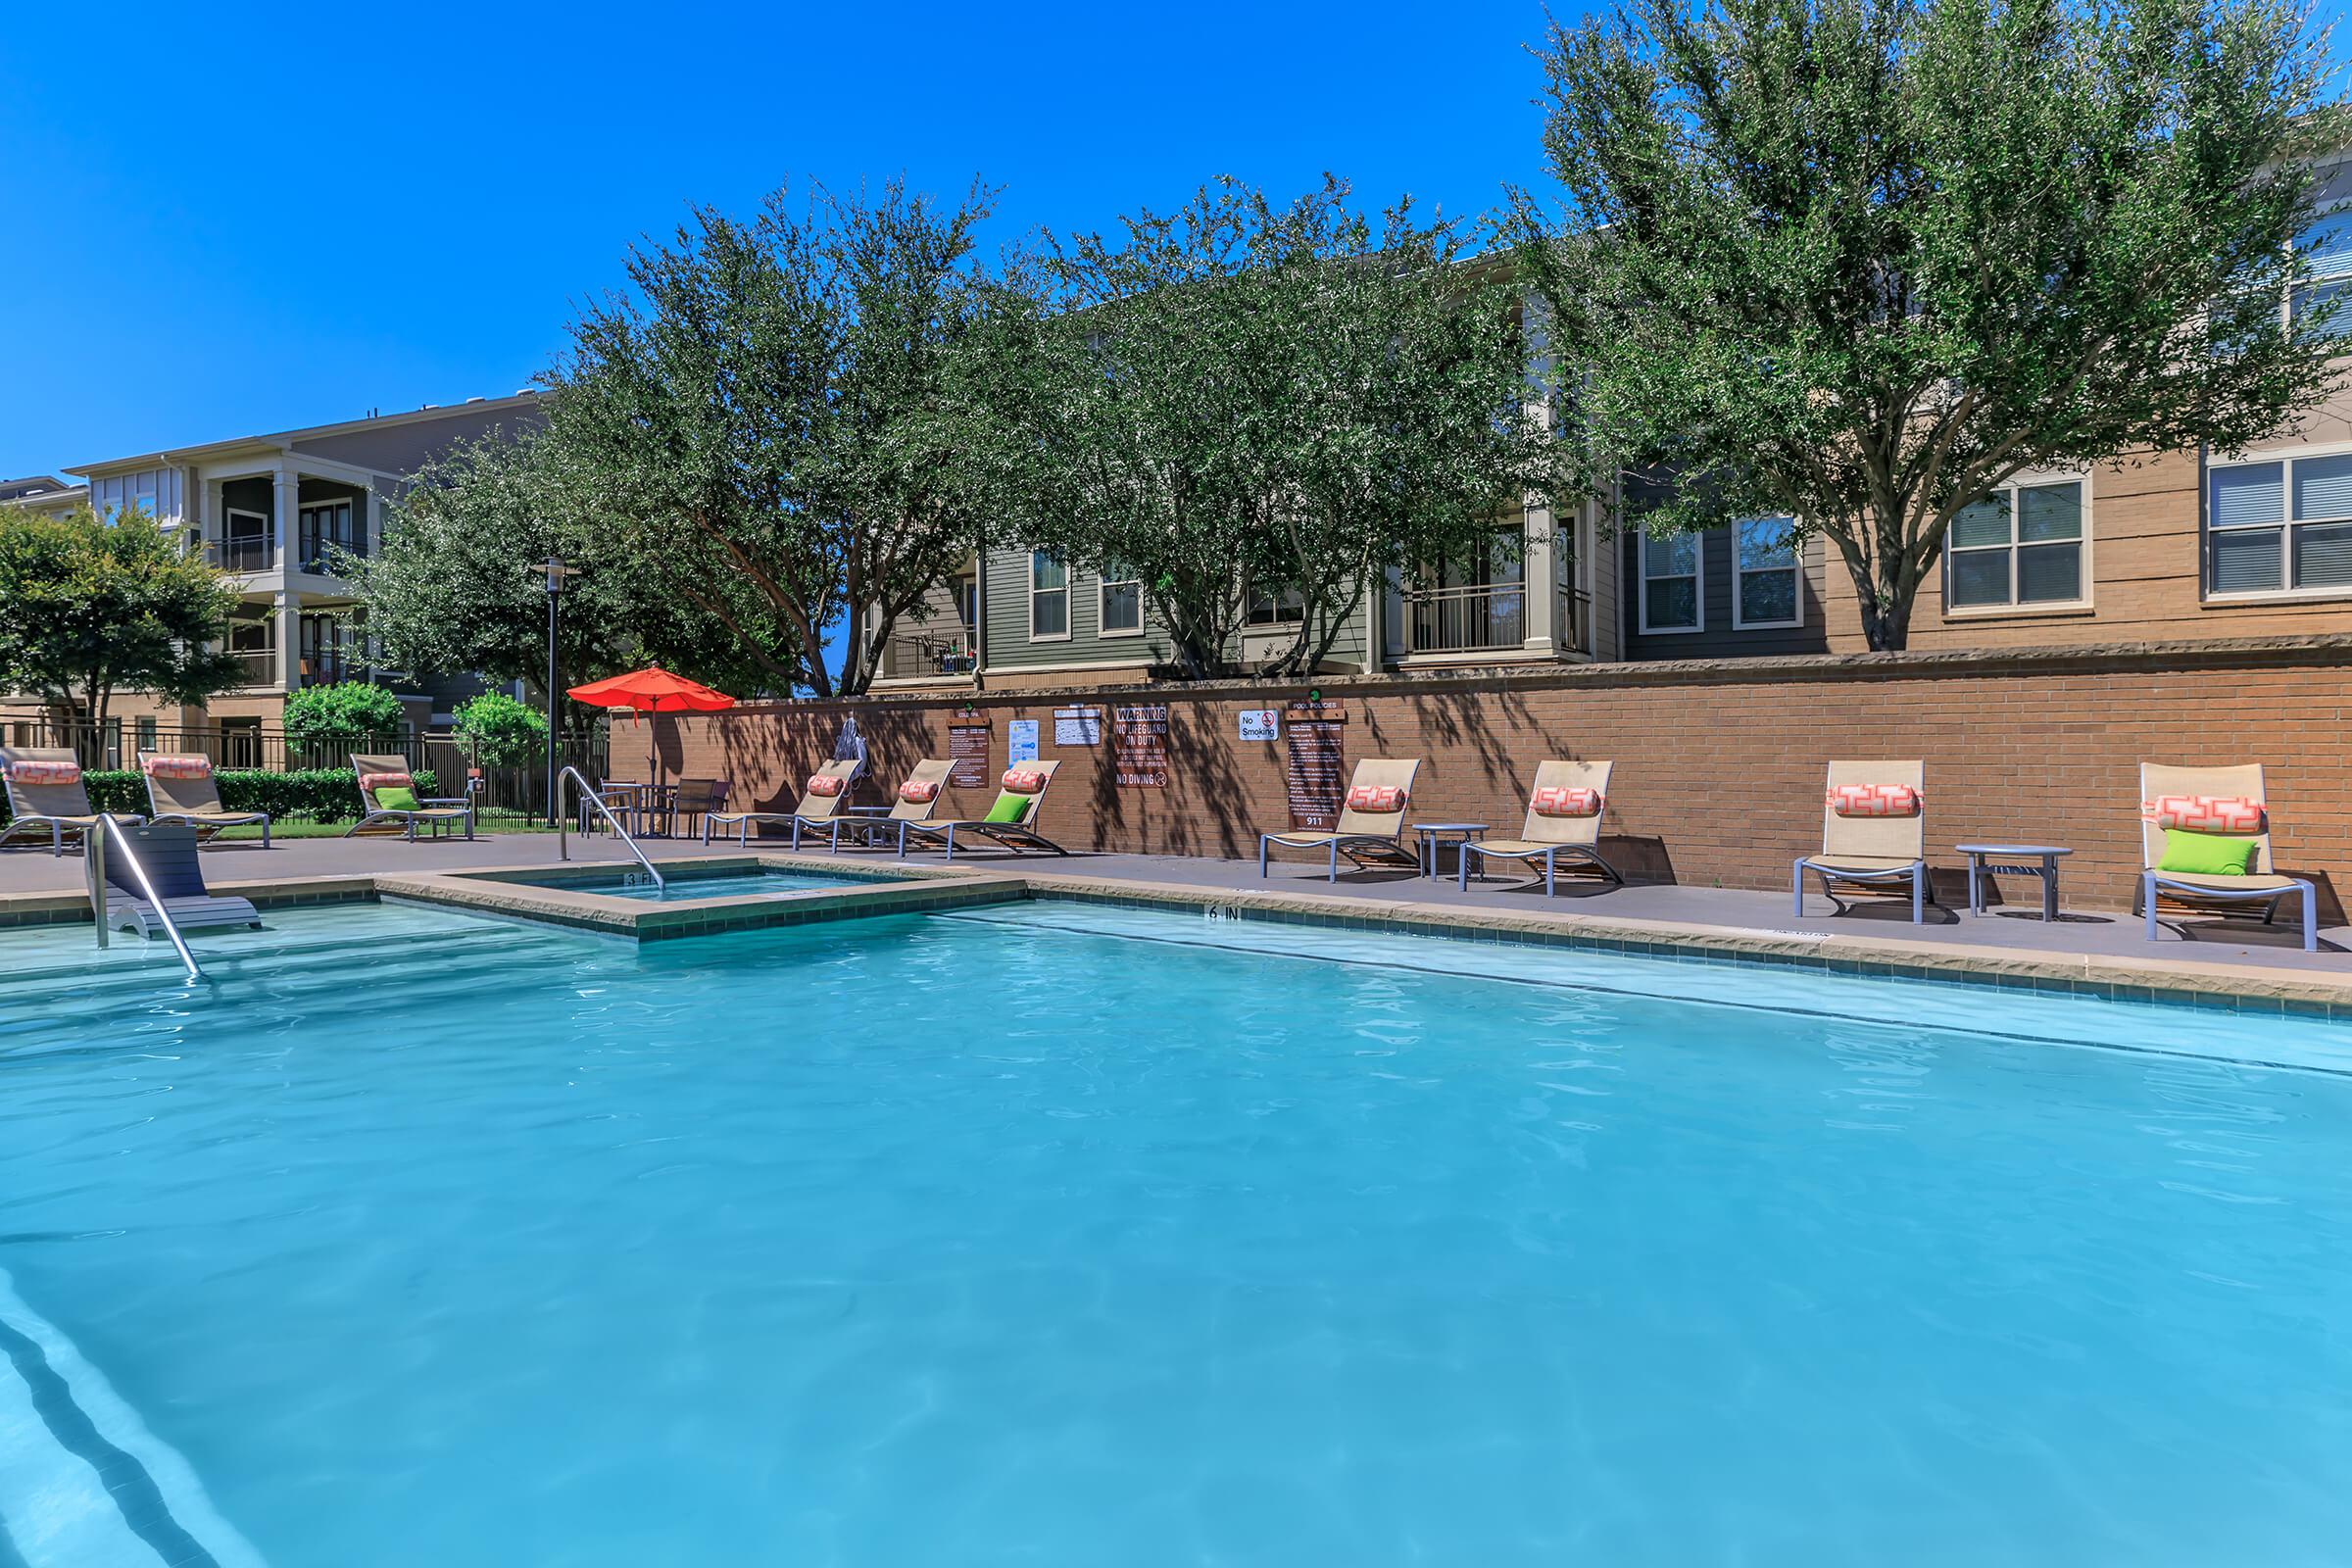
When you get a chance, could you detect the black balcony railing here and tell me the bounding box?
[885,626,978,681]
[1407,582,1527,654]
[213,536,274,572]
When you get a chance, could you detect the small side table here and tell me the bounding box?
[1956,844,2072,922]
[1410,822,1488,880]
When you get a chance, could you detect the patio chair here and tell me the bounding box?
[2138,761,2317,953]
[344,753,473,841]
[138,751,270,847]
[98,820,260,937]
[0,747,144,856]
[658,777,728,839]
[705,760,858,849]
[1793,760,1931,923]
[1259,758,1423,882]
[903,760,1068,861]
[1459,760,1622,896]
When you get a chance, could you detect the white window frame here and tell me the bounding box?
[1636,530,1704,635]
[1730,516,1803,630]
[1027,550,1071,642]
[1097,564,1145,638]
[1940,476,2093,618]
[1243,582,1306,628]
[2204,439,2352,604]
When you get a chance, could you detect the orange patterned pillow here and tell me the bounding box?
[805,772,846,798]
[1345,783,1406,813]
[2142,795,2264,833]
[7,760,80,786]
[1531,785,1602,817]
[1002,768,1049,794]
[1827,783,1921,817]
[897,778,940,805]
[141,755,213,780]
[359,770,413,794]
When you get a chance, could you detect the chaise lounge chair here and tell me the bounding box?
[1459,760,1622,895]
[705,760,858,849]
[344,753,473,841]
[1793,760,1931,923]
[138,752,270,847]
[97,820,261,937]
[1259,758,1422,882]
[0,747,144,855]
[903,760,1067,861]
[2138,761,2317,953]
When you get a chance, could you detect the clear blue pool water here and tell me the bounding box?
[1,900,2348,1566]
[513,868,866,901]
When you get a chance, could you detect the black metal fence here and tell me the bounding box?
[0,718,607,815]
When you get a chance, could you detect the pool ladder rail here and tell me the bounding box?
[555,764,666,895]
[84,814,204,984]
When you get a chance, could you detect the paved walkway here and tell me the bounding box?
[3,830,2341,977]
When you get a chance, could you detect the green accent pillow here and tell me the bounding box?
[983,791,1030,825]
[2159,827,2255,877]
[375,785,420,812]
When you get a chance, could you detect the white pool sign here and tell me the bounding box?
[1239,710,1279,741]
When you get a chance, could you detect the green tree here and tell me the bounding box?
[550,176,1015,697]
[1513,0,2347,649]
[281,680,407,748]
[349,430,779,726]
[0,503,241,754]
[451,691,547,768]
[992,176,1561,678]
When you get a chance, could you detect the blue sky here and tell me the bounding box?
[0,2,1562,479]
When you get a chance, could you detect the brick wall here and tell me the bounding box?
[667,635,2352,914]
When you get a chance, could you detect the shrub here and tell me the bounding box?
[452,692,547,769]
[14,766,438,825]
[281,681,409,748]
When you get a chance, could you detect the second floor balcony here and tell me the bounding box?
[1402,581,1592,661]
[212,536,275,572]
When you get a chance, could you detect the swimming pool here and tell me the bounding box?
[1,899,2347,1565]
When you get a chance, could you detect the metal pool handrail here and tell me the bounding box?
[86,816,204,984]
[556,764,665,894]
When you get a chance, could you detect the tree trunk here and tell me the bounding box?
[1841,532,1918,653]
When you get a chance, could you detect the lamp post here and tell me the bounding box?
[540,557,580,826]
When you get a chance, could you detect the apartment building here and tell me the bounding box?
[3,394,539,762]
[878,184,2352,687]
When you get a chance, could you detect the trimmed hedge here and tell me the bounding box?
[2,767,438,825]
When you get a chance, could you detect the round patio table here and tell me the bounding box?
[1410,821,1488,880]
[1955,843,2072,922]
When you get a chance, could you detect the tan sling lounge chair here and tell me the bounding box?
[1459,760,1621,895]
[710,758,956,854]
[2139,762,2316,952]
[1792,760,1931,923]
[904,760,1067,861]
[138,751,270,847]
[345,754,473,841]
[0,747,143,855]
[1259,758,1422,882]
[705,759,857,848]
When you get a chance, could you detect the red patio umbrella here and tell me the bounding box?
[566,665,737,784]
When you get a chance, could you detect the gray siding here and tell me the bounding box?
[1619,527,1831,661]
[290,403,542,475]
[981,548,1172,672]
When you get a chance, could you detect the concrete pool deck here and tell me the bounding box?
[2,829,2347,1012]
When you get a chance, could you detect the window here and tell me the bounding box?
[1638,532,1701,633]
[2293,209,2352,342]
[299,498,359,573]
[1733,516,1801,628]
[2208,453,2352,597]
[1028,551,1069,640]
[220,508,270,571]
[1945,480,2085,611]
[136,717,157,753]
[1245,583,1306,626]
[1099,561,1144,636]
